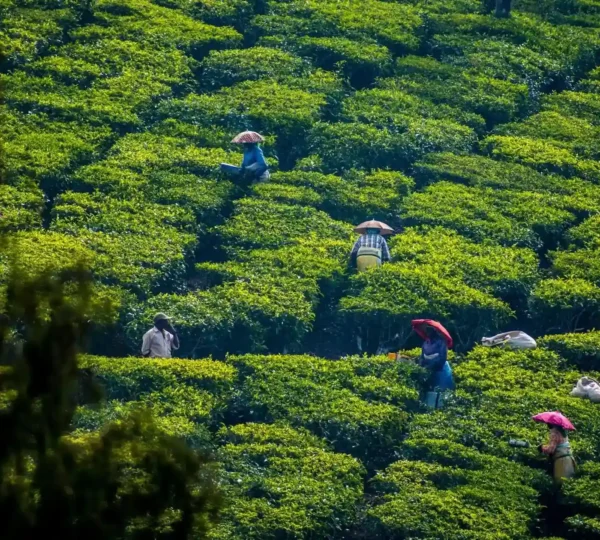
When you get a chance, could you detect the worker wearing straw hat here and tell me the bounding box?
[142,313,180,358]
[351,219,393,272]
[221,131,270,183]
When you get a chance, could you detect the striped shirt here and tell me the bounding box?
[351,234,391,262]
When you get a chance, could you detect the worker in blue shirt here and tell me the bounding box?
[420,326,454,392]
[241,142,270,182]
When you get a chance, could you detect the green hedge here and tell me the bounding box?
[217,197,353,253]
[401,182,576,249]
[73,0,241,52]
[199,47,309,89]
[539,331,600,370]
[414,153,600,215]
[308,120,475,172]
[340,261,514,349]
[263,169,413,222]
[226,354,423,465]
[390,226,540,301]
[368,451,546,540]
[213,422,365,539]
[529,278,600,334]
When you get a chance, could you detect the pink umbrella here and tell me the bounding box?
[412,319,453,349]
[532,411,576,431]
[232,131,264,144]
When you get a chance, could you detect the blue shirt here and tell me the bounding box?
[421,338,454,391]
[241,145,268,176]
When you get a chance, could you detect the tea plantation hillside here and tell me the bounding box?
[2,0,600,537]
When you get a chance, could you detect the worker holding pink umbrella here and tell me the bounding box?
[533,411,577,483]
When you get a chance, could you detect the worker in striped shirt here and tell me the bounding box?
[350,227,391,272]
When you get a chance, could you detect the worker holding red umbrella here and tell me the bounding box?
[533,411,577,483]
[412,319,455,406]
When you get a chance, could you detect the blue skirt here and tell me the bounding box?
[430,362,454,391]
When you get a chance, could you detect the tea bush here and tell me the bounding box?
[401,182,576,249]
[414,153,600,214]
[386,56,530,124]
[408,346,600,460]
[51,192,197,293]
[263,169,413,222]
[213,423,365,539]
[226,354,423,465]
[199,47,309,89]
[543,91,600,125]
[74,0,241,52]
[529,278,600,333]
[0,4,74,66]
[75,355,237,447]
[368,453,546,540]
[390,227,540,302]
[340,262,514,349]
[539,331,600,370]
[132,276,317,356]
[217,198,353,253]
[26,39,195,88]
[308,119,475,173]
[159,80,326,136]
[5,0,600,536]
[3,109,113,190]
[482,135,600,182]
[0,186,44,232]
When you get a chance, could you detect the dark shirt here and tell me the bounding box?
[421,338,448,371]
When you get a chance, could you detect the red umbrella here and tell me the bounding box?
[232,131,264,144]
[354,219,394,236]
[411,319,453,349]
[532,411,576,431]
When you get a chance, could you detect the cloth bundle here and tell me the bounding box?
[570,376,600,403]
[481,331,537,350]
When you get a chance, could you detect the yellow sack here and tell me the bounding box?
[357,246,381,272]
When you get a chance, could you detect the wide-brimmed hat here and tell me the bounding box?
[154,312,171,324]
[354,219,394,236]
[231,131,264,144]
